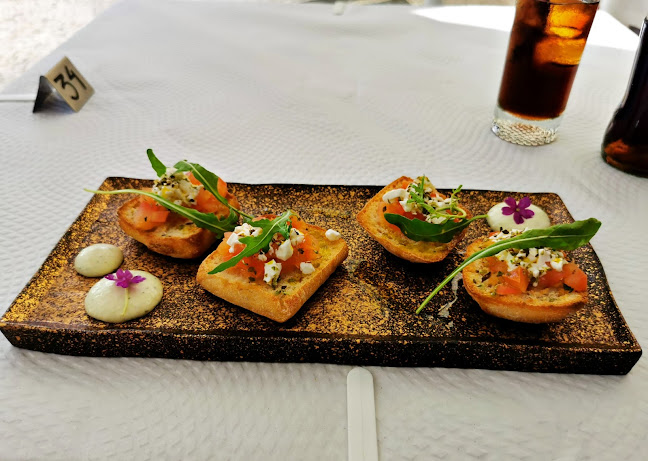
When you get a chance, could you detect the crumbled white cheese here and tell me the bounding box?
[550,258,565,271]
[488,228,525,243]
[299,262,315,275]
[152,169,202,206]
[494,245,565,280]
[325,229,341,241]
[226,233,241,253]
[383,176,463,219]
[226,223,263,253]
[257,251,267,262]
[382,189,408,204]
[276,239,293,261]
[400,199,417,214]
[233,223,262,237]
[290,228,305,245]
[263,260,282,285]
[488,228,566,282]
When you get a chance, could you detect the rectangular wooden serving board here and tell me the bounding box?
[0,178,641,374]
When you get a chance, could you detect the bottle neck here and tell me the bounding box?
[621,16,648,107]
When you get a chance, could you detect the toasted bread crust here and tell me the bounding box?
[118,197,218,259]
[356,176,469,263]
[196,223,349,322]
[462,239,587,323]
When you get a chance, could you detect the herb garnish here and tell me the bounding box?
[384,214,485,243]
[416,218,601,314]
[172,158,253,220]
[208,211,294,274]
[146,149,167,177]
[384,181,487,243]
[86,149,248,237]
[85,188,239,237]
[147,149,253,220]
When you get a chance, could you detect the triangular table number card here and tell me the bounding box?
[33,56,94,113]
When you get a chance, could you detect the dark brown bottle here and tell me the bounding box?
[602,16,648,176]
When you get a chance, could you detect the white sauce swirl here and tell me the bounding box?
[85,270,163,323]
[74,244,123,277]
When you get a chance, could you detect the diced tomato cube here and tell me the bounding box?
[187,172,201,185]
[563,263,588,292]
[217,178,228,198]
[487,257,508,275]
[195,189,222,213]
[188,172,229,198]
[536,269,564,289]
[151,210,170,222]
[133,197,169,230]
[502,266,530,293]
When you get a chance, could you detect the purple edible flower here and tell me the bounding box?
[501,196,535,225]
[105,269,146,288]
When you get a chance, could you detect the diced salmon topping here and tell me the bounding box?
[219,216,320,282]
[132,174,237,231]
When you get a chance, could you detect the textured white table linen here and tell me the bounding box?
[1,1,647,460]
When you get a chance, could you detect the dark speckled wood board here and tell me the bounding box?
[0,178,641,374]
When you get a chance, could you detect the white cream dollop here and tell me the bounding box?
[84,270,163,323]
[74,244,123,277]
[486,202,551,232]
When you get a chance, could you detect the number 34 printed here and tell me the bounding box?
[41,56,94,112]
[53,65,88,101]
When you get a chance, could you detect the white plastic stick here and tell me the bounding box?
[347,367,378,461]
[0,94,35,102]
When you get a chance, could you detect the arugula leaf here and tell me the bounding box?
[173,159,254,220]
[85,188,239,237]
[208,211,294,274]
[416,218,601,314]
[147,149,167,178]
[385,213,486,243]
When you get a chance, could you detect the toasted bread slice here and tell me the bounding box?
[357,176,470,263]
[462,239,587,323]
[196,222,348,322]
[118,197,218,259]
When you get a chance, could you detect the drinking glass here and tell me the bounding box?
[492,0,599,146]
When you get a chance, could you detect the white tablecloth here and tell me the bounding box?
[1,1,647,459]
